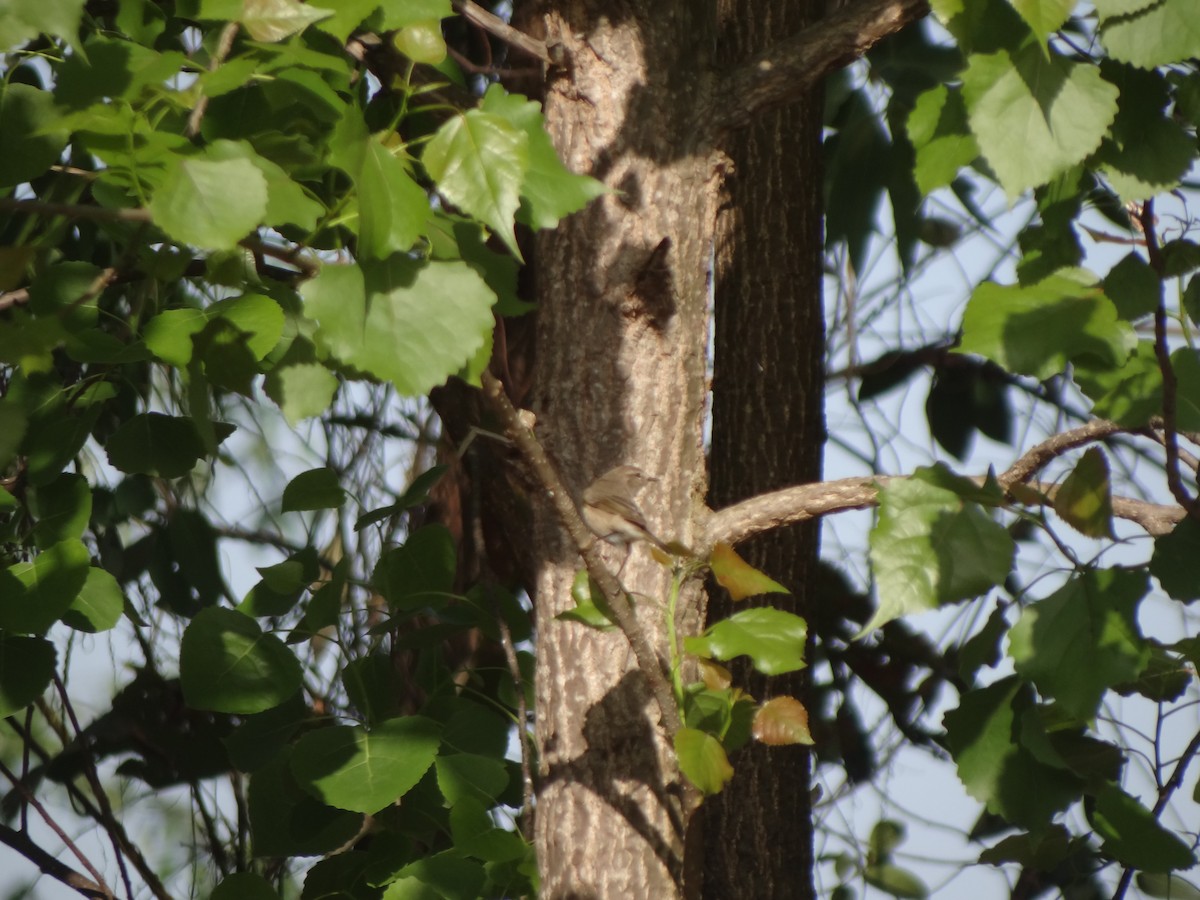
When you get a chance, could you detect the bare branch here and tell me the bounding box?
[704,421,1186,548]
[187,21,239,138]
[0,758,112,898]
[0,823,110,899]
[478,372,682,738]
[452,0,551,63]
[708,0,929,134]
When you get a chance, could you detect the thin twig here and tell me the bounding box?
[52,675,135,900]
[451,0,551,63]
[0,197,318,280]
[494,595,535,839]
[0,758,112,898]
[187,22,240,138]
[1138,200,1200,517]
[1112,727,1200,900]
[0,823,110,899]
[0,196,151,224]
[478,371,682,737]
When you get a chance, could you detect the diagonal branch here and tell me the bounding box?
[0,823,110,899]
[704,420,1186,548]
[452,0,551,63]
[479,372,682,738]
[706,0,930,134]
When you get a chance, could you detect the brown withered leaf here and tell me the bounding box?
[753,695,814,746]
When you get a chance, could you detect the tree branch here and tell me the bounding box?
[452,0,550,63]
[478,372,682,738]
[0,759,112,898]
[704,420,1186,548]
[707,0,929,134]
[0,823,110,899]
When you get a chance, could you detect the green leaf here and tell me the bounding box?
[478,84,607,229]
[212,872,279,900]
[907,84,979,196]
[0,83,69,187]
[1009,568,1150,720]
[423,110,528,259]
[312,0,382,41]
[106,413,233,478]
[356,138,431,259]
[556,570,618,631]
[1090,784,1195,872]
[281,468,346,512]
[382,851,487,900]
[150,156,268,251]
[248,750,364,857]
[1172,348,1200,431]
[0,634,55,717]
[264,361,339,424]
[1052,447,1114,538]
[62,567,125,633]
[449,797,529,862]
[392,21,447,65]
[1074,340,1161,426]
[341,653,402,726]
[377,0,452,29]
[290,716,442,814]
[962,44,1119,196]
[684,607,807,676]
[204,140,324,231]
[863,863,929,899]
[0,0,85,52]
[1150,516,1200,602]
[31,473,92,548]
[1103,252,1159,320]
[180,607,304,714]
[1100,0,1200,69]
[0,541,90,635]
[209,293,285,360]
[863,473,1014,634]
[373,525,456,610]
[709,542,789,601]
[1137,873,1200,900]
[223,691,308,773]
[958,270,1135,379]
[241,0,333,42]
[674,727,734,795]
[943,676,1083,828]
[1095,65,1195,201]
[143,308,209,366]
[435,753,509,806]
[1005,0,1074,42]
[302,256,496,396]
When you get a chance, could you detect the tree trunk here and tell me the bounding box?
[529,2,718,895]
[702,0,826,895]
[527,0,842,895]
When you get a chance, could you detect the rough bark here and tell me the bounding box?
[530,3,718,895]
[520,0,928,895]
[701,0,826,897]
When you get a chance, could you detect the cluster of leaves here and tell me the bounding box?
[0,0,602,896]
[823,0,1200,894]
[560,542,814,796]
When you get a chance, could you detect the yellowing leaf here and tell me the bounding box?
[241,0,332,42]
[698,658,731,691]
[710,542,789,601]
[752,696,814,746]
[1053,447,1114,538]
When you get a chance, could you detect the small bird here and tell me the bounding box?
[580,465,668,551]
